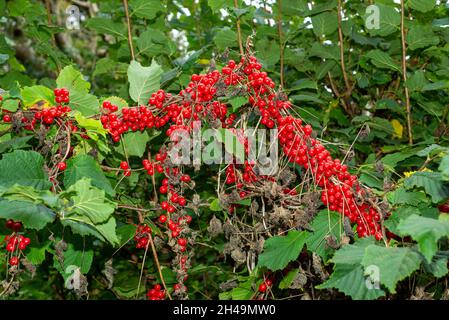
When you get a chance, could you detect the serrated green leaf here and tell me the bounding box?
[86,17,126,39]
[366,50,402,73]
[312,12,338,37]
[397,214,449,263]
[56,65,90,93]
[129,0,165,19]
[66,178,116,224]
[408,0,435,12]
[305,210,343,261]
[361,245,421,293]
[127,60,163,105]
[0,200,55,230]
[115,131,153,157]
[407,25,439,50]
[258,231,307,271]
[21,85,55,107]
[64,154,114,197]
[404,172,449,203]
[214,27,237,50]
[0,150,51,190]
[68,91,100,117]
[229,96,247,112]
[2,99,19,112]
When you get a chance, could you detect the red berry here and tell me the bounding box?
[181,174,191,183]
[58,162,67,171]
[3,114,11,122]
[9,256,19,266]
[258,283,267,293]
[120,161,129,170]
[177,238,187,246]
[159,215,167,223]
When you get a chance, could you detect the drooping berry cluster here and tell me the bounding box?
[2,220,30,266]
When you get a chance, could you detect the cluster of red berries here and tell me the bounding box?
[34,105,71,126]
[2,220,30,266]
[119,161,131,177]
[146,284,165,300]
[258,279,273,293]
[54,87,70,104]
[134,224,151,249]
[142,152,166,176]
[100,102,157,142]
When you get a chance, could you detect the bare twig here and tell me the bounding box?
[400,0,413,145]
[337,0,351,95]
[277,0,284,88]
[148,233,173,300]
[123,0,135,60]
[233,0,244,56]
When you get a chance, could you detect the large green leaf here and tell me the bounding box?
[56,65,90,93]
[65,178,116,224]
[214,27,237,50]
[127,60,163,105]
[129,0,165,20]
[305,210,343,262]
[0,200,56,230]
[257,231,308,271]
[361,245,421,293]
[311,12,338,37]
[407,25,439,50]
[0,150,51,190]
[366,3,400,37]
[21,85,55,107]
[317,238,385,300]
[64,155,114,197]
[365,50,402,73]
[115,131,153,158]
[397,214,449,263]
[86,17,126,40]
[68,91,100,117]
[404,172,449,203]
[408,0,435,12]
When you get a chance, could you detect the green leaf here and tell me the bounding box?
[408,0,435,12]
[318,238,385,300]
[0,200,56,230]
[0,150,51,190]
[115,131,152,157]
[255,39,280,66]
[366,3,400,37]
[229,96,247,112]
[64,155,114,197]
[407,25,439,50]
[66,178,116,224]
[56,65,90,93]
[305,210,343,261]
[216,128,245,163]
[404,172,449,203]
[60,243,94,275]
[311,12,338,36]
[258,231,307,271]
[127,60,163,105]
[93,58,115,77]
[361,245,421,293]
[207,0,232,12]
[422,255,448,278]
[26,241,51,265]
[209,198,223,211]
[21,85,55,107]
[68,91,100,117]
[129,0,165,20]
[278,268,300,289]
[387,187,428,206]
[365,50,402,73]
[397,214,449,263]
[214,27,237,50]
[439,153,449,178]
[1,99,19,112]
[381,151,414,169]
[94,217,119,246]
[86,17,126,40]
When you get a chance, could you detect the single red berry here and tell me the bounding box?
[9,256,19,266]
[159,215,167,223]
[58,162,67,171]
[120,161,129,170]
[181,174,191,183]
[177,238,187,246]
[124,170,131,177]
[258,283,267,293]
[3,114,11,122]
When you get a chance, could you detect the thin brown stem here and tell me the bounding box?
[337,0,351,95]
[401,0,413,145]
[233,0,244,56]
[148,233,172,300]
[277,0,284,88]
[123,0,135,60]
